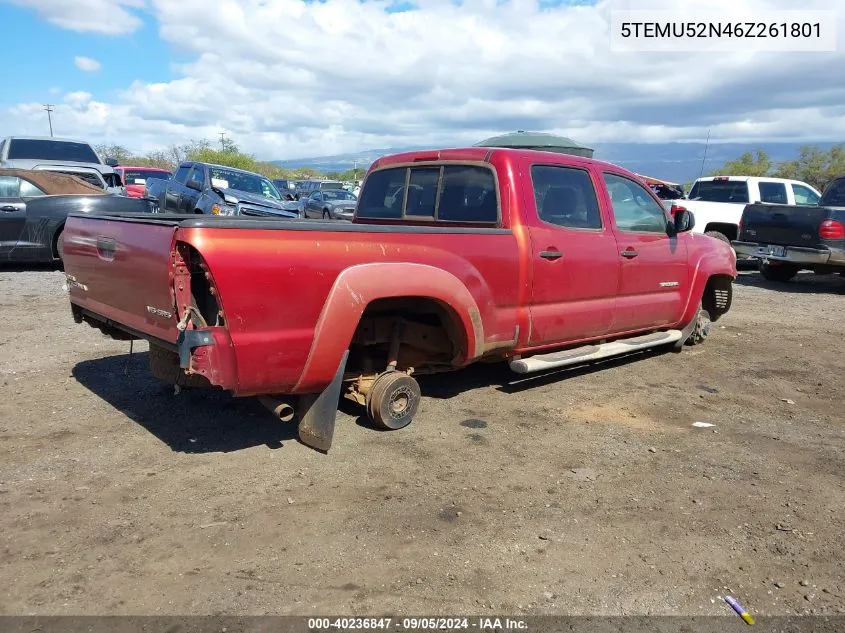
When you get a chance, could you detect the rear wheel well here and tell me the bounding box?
[346,297,468,376]
[703,223,738,241]
[702,274,733,321]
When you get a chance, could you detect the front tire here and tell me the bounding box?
[685,307,712,346]
[760,262,798,282]
[366,372,421,430]
[323,209,331,220]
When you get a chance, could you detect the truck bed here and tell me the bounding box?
[738,203,835,248]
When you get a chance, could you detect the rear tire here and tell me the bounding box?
[55,230,65,262]
[760,262,798,282]
[366,372,421,430]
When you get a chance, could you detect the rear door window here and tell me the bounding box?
[357,164,498,223]
[530,165,602,229]
[791,183,820,205]
[758,181,788,204]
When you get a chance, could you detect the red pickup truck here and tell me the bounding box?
[62,147,736,452]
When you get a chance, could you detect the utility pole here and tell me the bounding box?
[43,104,55,136]
[219,132,227,150]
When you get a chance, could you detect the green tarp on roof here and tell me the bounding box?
[474,130,594,158]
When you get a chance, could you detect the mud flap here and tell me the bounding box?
[297,350,349,453]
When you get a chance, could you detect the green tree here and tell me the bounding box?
[94,143,133,164]
[774,144,845,191]
[710,150,773,177]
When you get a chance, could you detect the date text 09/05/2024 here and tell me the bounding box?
[307,618,528,630]
[619,21,821,39]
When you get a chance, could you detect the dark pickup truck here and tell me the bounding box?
[145,161,300,218]
[734,175,845,282]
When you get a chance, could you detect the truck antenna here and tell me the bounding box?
[698,128,711,179]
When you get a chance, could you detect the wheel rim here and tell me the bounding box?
[696,309,711,340]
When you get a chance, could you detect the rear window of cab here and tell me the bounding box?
[357,164,499,224]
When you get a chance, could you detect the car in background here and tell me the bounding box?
[293,179,344,200]
[302,188,358,220]
[672,175,821,245]
[0,168,156,264]
[113,165,173,198]
[144,161,300,218]
[0,136,126,196]
[734,174,845,282]
[272,179,297,200]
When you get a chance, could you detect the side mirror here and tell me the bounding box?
[104,158,119,167]
[186,178,203,191]
[673,208,694,233]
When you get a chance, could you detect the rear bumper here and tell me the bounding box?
[732,241,845,266]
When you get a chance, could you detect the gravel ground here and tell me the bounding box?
[0,265,843,617]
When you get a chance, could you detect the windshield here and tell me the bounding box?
[323,190,357,201]
[208,167,281,200]
[688,180,749,203]
[122,169,171,185]
[8,139,100,163]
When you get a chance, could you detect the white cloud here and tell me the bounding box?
[3,0,845,160]
[74,56,102,73]
[5,0,145,35]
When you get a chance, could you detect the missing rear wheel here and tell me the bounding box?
[366,372,421,430]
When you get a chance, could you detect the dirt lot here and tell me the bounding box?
[0,266,843,617]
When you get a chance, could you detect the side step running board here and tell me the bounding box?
[509,330,683,374]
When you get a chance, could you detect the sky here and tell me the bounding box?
[0,0,843,161]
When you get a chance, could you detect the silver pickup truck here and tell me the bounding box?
[0,136,126,195]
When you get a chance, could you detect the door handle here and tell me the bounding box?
[539,249,563,261]
[1,205,18,212]
[620,249,639,259]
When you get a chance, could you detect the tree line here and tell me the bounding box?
[707,144,845,191]
[94,139,365,182]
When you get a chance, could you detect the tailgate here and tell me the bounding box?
[63,214,181,344]
[739,203,828,248]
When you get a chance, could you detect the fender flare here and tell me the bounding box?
[679,251,735,327]
[294,262,484,393]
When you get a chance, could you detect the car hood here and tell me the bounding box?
[214,186,288,209]
[325,199,357,209]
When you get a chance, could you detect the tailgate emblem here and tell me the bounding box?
[659,281,679,287]
[146,305,174,319]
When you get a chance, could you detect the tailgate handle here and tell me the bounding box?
[96,236,117,260]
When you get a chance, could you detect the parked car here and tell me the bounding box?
[144,161,299,218]
[113,166,173,198]
[671,175,821,246]
[303,188,358,220]
[0,136,127,196]
[0,168,156,264]
[733,175,845,282]
[62,146,735,452]
[293,179,344,200]
[272,179,296,200]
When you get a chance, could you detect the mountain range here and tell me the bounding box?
[272,141,841,184]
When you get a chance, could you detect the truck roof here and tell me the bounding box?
[696,175,810,185]
[370,146,626,173]
[2,135,95,145]
[178,161,267,177]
